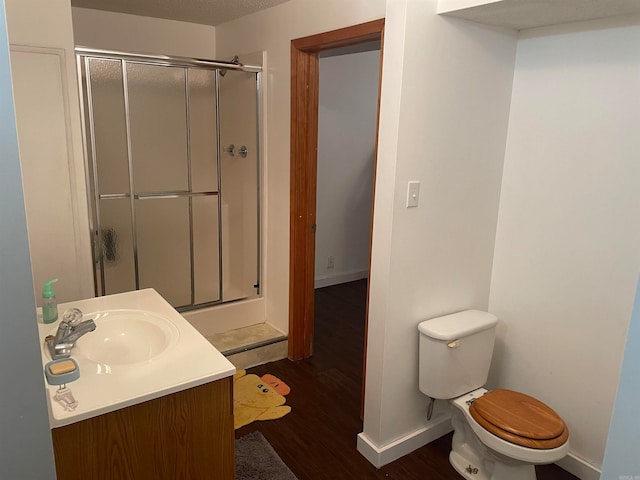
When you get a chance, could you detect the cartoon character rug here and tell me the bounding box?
[233,369,291,429]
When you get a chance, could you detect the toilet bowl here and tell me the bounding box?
[468,388,569,451]
[417,310,570,480]
[453,389,569,466]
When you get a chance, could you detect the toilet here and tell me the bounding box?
[418,310,569,480]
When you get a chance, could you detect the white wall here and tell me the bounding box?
[488,18,640,472]
[72,8,216,59]
[360,0,517,463]
[315,49,379,288]
[216,0,516,461]
[6,0,94,305]
[215,0,387,332]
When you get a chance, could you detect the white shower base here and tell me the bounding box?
[182,297,288,369]
[206,323,288,370]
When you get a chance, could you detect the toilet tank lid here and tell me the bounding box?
[418,310,498,341]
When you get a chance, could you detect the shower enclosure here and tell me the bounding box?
[77,49,261,310]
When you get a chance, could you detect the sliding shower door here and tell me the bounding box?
[80,52,260,310]
[219,69,260,302]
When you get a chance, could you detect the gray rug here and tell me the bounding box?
[236,431,298,480]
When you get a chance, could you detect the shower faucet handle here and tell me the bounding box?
[224,144,236,156]
[238,145,248,158]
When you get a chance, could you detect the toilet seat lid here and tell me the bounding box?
[469,389,568,450]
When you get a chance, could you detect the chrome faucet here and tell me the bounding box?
[45,308,96,360]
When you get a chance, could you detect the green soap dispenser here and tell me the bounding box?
[42,279,59,324]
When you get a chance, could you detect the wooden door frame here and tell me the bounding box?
[289,19,385,360]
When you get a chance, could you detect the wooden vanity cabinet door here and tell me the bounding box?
[51,377,234,480]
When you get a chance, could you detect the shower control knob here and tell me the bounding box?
[224,144,236,156]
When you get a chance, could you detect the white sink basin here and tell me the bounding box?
[73,309,180,366]
[38,289,235,428]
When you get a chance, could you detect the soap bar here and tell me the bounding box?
[48,359,76,375]
[44,358,80,386]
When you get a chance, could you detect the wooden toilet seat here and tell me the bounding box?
[469,389,569,450]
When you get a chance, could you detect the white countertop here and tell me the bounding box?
[37,288,235,428]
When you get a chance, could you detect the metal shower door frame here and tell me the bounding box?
[76,48,262,311]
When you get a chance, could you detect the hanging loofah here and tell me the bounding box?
[101,227,119,263]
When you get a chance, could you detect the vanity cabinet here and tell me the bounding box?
[51,377,234,480]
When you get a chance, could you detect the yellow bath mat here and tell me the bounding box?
[234,370,291,429]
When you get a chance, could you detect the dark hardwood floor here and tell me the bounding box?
[237,280,578,480]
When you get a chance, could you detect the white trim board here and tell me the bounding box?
[314,270,368,289]
[357,415,601,480]
[556,453,601,480]
[357,415,453,468]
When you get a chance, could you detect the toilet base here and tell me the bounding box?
[450,408,537,480]
[450,450,490,480]
[451,450,536,480]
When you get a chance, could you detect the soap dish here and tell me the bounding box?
[44,358,80,385]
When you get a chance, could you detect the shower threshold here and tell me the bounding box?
[206,323,287,369]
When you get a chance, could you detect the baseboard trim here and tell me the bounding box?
[555,452,601,480]
[314,270,368,289]
[356,418,601,479]
[357,415,453,468]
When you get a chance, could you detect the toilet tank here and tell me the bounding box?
[418,310,498,399]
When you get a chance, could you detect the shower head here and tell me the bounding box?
[219,56,242,77]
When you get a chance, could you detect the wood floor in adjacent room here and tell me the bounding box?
[236,279,578,480]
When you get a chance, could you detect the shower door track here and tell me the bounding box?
[76,47,262,74]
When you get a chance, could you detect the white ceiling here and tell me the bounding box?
[70,0,292,26]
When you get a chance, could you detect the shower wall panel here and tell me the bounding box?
[189,69,219,192]
[193,195,220,304]
[136,197,191,307]
[88,59,129,195]
[127,63,189,194]
[99,199,135,295]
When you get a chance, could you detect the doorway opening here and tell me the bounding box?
[289,18,385,391]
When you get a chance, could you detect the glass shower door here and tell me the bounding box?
[127,62,192,307]
[83,58,221,309]
[127,63,221,308]
[84,58,136,296]
[218,69,260,302]
[81,51,261,310]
